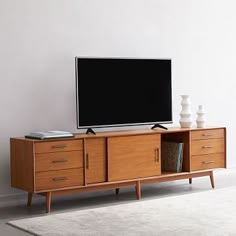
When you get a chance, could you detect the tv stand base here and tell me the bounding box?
[151,124,168,130]
[86,128,96,135]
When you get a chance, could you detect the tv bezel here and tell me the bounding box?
[75,57,173,130]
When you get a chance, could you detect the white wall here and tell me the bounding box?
[1,0,236,197]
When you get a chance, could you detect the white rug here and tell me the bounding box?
[8,187,236,236]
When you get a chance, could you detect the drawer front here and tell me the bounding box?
[35,151,83,172]
[35,168,84,191]
[34,140,83,153]
[191,153,225,171]
[191,139,225,155]
[191,129,224,141]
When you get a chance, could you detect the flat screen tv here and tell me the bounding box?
[75,57,172,132]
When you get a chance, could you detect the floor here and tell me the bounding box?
[1,168,236,236]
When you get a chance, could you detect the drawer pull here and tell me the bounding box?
[52,159,67,163]
[202,133,213,137]
[202,160,215,164]
[51,144,67,149]
[52,177,68,181]
[202,145,213,148]
[155,148,159,163]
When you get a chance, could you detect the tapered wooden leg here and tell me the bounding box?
[27,192,33,207]
[135,181,141,200]
[115,188,120,195]
[46,192,52,213]
[209,171,215,188]
[189,178,192,184]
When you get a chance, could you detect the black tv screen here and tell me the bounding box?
[75,57,172,129]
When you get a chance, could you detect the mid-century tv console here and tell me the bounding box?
[10,127,226,213]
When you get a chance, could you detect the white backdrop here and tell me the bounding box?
[0,0,235,198]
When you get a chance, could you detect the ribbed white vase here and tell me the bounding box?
[196,105,206,128]
[179,95,192,128]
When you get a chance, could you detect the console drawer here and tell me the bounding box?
[191,129,224,141]
[35,151,83,172]
[35,168,84,191]
[191,153,225,171]
[191,139,225,155]
[35,140,83,153]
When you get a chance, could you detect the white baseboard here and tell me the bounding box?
[0,192,26,208]
[0,192,43,208]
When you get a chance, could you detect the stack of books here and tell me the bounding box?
[161,141,184,173]
[25,130,74,139]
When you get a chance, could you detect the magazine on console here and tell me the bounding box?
[25,130,74,139]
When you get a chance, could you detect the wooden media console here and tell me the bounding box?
[10,127,226,213]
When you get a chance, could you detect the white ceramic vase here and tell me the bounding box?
[196,105,206,128]
[179,95,192,128]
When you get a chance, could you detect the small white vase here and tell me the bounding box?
[196,105,206,128]
[179,95,192,128]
